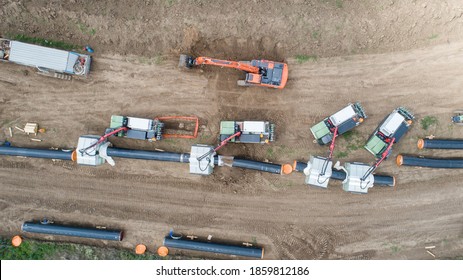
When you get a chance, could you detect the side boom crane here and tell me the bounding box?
[79,126,128,155]
[197,131,242,162]
[320,126,338,176]
[361,137,395,181]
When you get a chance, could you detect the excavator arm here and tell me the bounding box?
[180,54,260,74]
[193,57,260,74]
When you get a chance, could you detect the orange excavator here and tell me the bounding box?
[179,55,288,89]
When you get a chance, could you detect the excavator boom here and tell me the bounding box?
[194,57,260,73]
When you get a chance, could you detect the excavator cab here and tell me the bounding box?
[245,73,262,85]
[241,60,288,89]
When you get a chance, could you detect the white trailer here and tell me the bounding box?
[0,38,91,77]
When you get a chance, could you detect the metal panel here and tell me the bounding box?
[330,105,356,126]
[126,129,147,140]
[76,136,105,166]
[237,134,261,143]
[127,117,152,130]
[342,163,374,194]
[220,121,236,135]
[66,52,79,72]
[304,156,332,188]
[189,145,214,175]
[381,112,405,136]
[310,121,330,140]
[9,41,71,73]
[243,121,265,133]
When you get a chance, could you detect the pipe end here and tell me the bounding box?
[281,164,293,175]
[12,235,22,247]
[417,139,424,150]
[71,150,77,162]
[135,244,147,255]
[157,246,169,257]
[396,155,403,166]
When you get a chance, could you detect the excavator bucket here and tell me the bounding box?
[179,54,195,68]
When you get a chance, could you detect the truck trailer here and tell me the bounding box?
[0,38,91,78]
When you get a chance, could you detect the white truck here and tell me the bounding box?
[0,38,91,79]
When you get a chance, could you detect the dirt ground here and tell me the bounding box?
[1,0,463,259]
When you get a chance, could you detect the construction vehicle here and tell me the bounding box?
[108,115,199,141]
[310,102,367,145]
[220,121,275,144]
[364,107,414,158]
[179,55,288,89]
[451,110,463,125]
[108,116,165,141]
[0,38,91,79]
[302,103,366,189]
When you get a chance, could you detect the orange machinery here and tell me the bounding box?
[179,55,288,89]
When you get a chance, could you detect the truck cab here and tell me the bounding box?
[310,102,367,145]
[219,121,275,144]
[364,107,414,158]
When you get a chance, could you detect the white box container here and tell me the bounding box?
[127,117,152,130]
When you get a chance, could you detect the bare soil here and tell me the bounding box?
[1,0,463,259]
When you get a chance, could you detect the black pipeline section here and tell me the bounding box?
[397,155,463,169]
[232,158,282,174]
[293,161,395,187]
[418,139,463,150]
[106,147,190,163]
[22,222,123,241]
[0,146,73,160]
[0,145,289,175]
[164,237,263,259]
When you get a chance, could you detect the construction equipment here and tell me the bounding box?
[220,121,274,144]
[305,103,365,189]
[108,115,199,141]
[179,55,288,89]
[197,131,242,162]
[302,127,340,188]
[451,110,463,125]
[108,115,164,141]
[311,102,367,145]
[0,38,91,77]
[364,107,414,158]
[78,127,128,156]
[361,137,395,181]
